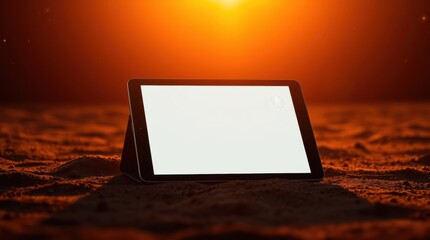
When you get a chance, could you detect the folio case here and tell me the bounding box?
[120,116,142,182]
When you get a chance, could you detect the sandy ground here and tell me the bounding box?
[0,103,429,239]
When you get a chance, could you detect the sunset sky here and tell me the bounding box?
[0,0,429,103]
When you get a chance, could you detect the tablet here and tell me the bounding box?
[122,79,323,182]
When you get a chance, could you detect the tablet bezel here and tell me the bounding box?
[128,79,324,182]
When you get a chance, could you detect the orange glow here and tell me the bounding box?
[112,0,304,76]
[2,1,429,103]
[99,0,364,100]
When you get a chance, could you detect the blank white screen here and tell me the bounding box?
[141,86,311,175]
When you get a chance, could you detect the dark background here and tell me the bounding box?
[1,0,429,104]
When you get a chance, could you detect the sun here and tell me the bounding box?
[212,0,243,7]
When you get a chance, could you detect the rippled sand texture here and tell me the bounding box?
[0,103,429,239]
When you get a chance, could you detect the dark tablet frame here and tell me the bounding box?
[127,79,324,182]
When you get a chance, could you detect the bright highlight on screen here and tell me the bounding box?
[140,86,311,175]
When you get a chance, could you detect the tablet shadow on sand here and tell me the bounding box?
[43,175,412,235]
